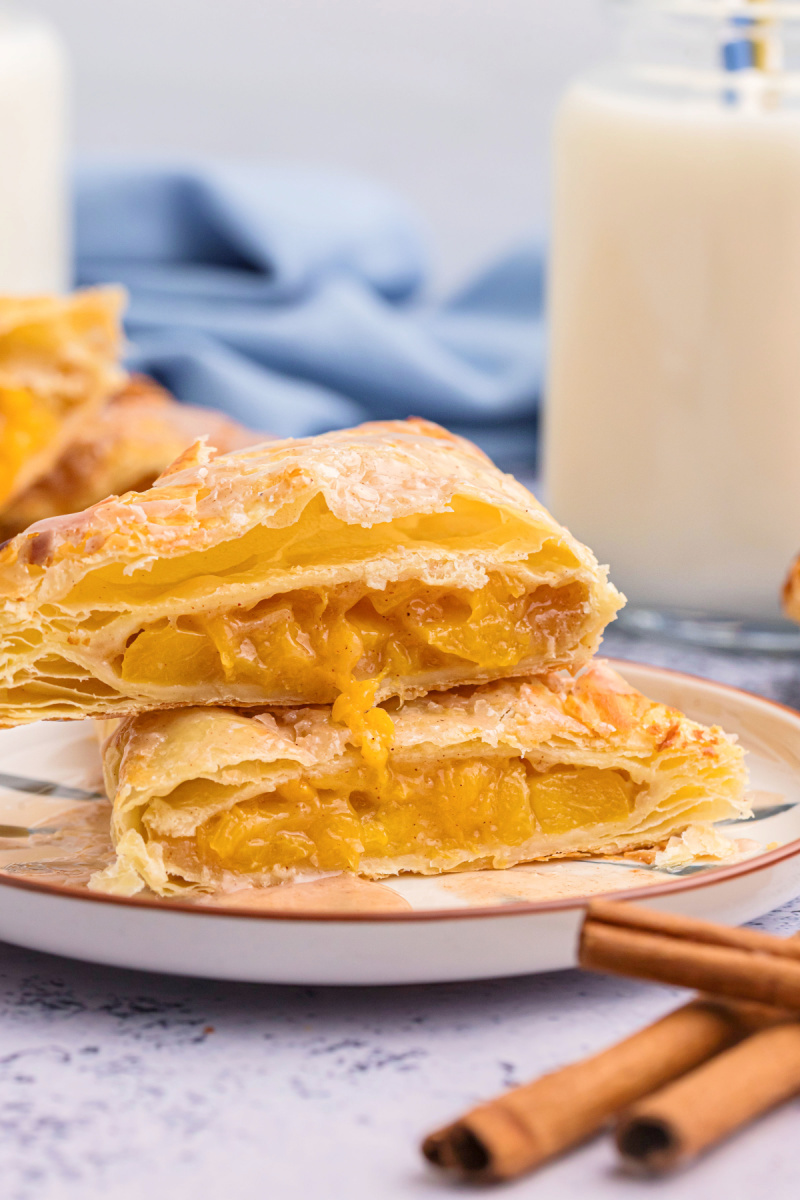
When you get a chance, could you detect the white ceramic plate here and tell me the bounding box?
[0,660,798,985]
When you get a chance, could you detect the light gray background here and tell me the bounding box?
[32,0,612,289]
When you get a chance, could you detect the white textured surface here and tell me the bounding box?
[0,900,796,1198]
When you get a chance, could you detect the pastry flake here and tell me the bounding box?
[89,661,749,896]
[0,288,127,507]
[0,419,623,728]
[0,375,264,539]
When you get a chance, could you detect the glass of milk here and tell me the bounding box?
[0,9,68,292]
[545,0,800,650]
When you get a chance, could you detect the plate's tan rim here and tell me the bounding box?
[0,660,798,924]
[0,831,798,923]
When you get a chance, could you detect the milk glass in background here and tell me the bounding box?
[545,0,800,649]
[0,9,67,291]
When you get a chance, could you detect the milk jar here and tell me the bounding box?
[0,11,68,292]
[545,0,800,648]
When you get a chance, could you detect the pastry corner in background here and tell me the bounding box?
[782,553,800,625]
[0,373,266,539]
[0,287,126,510]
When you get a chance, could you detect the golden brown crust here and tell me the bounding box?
[0,288,127,506]
[0,375,265,539]
[93,661,749,896]
[783,555,800,624]
[3,417,572,577]
[0,418,625,726]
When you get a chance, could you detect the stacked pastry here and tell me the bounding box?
[0,418,748,896]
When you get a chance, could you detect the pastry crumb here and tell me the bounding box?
[88,856,145,896]
[654,823,739,869]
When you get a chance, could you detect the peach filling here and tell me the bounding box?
[118,574,586,763]
[118,575,586,700]
[181,759,640,876]
[0,386,60,505]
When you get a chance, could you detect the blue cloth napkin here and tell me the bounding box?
[75,163,543,470]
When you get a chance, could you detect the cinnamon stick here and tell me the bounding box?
[588,900,800,961]
[580,901,800,1010]
[422,999,752,1182]
[423,905,800,1182]
[616,1021,800,1173]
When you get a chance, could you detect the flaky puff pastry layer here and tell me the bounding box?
[0,375,264,539]
[0,419,623,726]
[0,288,127,507]
[90,661,749,897]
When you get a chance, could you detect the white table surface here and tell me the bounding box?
[2,632,799,1200]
